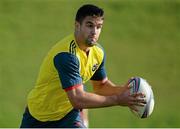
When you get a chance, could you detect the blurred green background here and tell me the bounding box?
[0,0,180,127]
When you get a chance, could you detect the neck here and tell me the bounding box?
[74,32,90,53]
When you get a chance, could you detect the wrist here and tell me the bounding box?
[109,95,119,106]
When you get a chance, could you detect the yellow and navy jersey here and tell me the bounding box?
[27,34,106,122]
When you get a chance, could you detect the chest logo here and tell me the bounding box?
[92,63,99,72]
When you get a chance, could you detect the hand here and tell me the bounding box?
[116,81,146,111]
[128,93,146,112]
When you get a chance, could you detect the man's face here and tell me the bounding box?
[76,16,104,47]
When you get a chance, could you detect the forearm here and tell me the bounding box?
[67,84,145,111]
[93,79,125,96]
[67,87,118,109]
[80,91,118,108]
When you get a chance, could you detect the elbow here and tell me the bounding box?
[70,96,84,109]
[66,86,85,109]
[71,102,83,109]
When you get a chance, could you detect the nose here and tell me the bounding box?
[91,27,97,35]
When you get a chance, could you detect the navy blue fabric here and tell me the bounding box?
[54,52,82,89]
[20,107,86,128]
[90,53,107,81]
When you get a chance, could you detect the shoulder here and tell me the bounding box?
[54,52,79,69]
[53,52,82,89]
[49,34,75,55]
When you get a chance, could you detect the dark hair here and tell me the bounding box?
[75,4,104,23]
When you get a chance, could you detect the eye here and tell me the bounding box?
[97,25,102,29]
[86,23,94,28]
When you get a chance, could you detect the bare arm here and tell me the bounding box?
[66,83,145,111]
[66,85,118,109]
[91,78,128,96]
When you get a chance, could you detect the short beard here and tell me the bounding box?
[85,39,97,47]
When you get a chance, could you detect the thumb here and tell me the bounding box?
[126,77,135,89]
[123,83,131,91]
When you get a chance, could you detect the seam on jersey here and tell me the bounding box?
[64,84,82,92]
[69,40,76,55]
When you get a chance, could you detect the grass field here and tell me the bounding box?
[0,0,180,127]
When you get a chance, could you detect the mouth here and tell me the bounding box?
[89,36,96,41]
[85,37,97,46]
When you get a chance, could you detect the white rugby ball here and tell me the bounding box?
[128,77,154,118]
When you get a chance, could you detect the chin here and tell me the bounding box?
[86,39,97,47]
[86,41,97,47]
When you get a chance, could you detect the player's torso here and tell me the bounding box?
[27,34,104,121]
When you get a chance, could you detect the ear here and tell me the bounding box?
[75,21,80,30]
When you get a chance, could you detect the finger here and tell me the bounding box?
[136,98,147,104]
[129,101,146,107]
[139,93,146,98]
[128,77,135,83]
[124,77,135,88]
[140,100,147,104]
[135,102,146,107]
[129,98,147,106]
[132,97,147,104]
[131,92,146,98]
[123,81,131,88]
[129,106,138,112]
[127,84,131,89]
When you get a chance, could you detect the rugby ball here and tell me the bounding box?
[128,77,154,118]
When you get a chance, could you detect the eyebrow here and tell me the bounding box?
[85,21,103,26]
[86,21,94,24]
